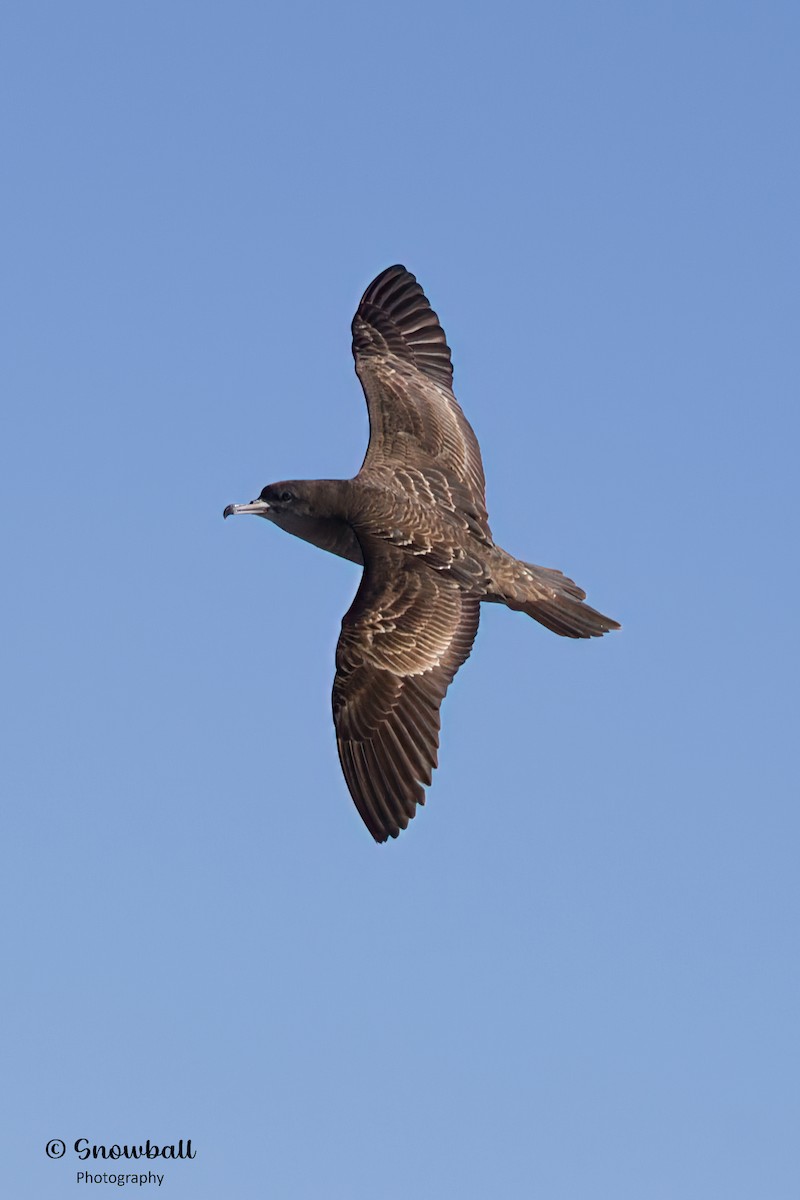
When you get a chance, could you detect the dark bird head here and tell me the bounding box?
[223,481,319,525]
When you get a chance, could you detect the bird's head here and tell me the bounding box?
[223,481,318,525]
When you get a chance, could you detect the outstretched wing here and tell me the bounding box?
[352,265,489,533]
[333,536,480,842]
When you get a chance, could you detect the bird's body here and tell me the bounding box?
[225,265,619,842]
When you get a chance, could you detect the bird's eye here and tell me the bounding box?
[280,490,294,502]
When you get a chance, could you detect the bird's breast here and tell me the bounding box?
[273,511,363,565]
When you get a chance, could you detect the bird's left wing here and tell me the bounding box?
[352,265,490,536]
[333,537,479,842]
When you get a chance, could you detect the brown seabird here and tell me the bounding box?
[224,265,619,842]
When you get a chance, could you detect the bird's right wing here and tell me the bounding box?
[332,536,480,842]
[352,265,490,535]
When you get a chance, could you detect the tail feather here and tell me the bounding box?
[500,561,620,639]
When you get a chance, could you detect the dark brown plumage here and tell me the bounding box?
[224,265,619,842]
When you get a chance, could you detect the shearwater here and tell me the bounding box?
[225,265,619,842]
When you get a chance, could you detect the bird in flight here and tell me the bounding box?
[225,265,619,842]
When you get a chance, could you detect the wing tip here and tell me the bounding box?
[353,265,454,389]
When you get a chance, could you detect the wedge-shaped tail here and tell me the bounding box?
[491,557,620,639]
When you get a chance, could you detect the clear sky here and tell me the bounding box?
[3,3,799,1197]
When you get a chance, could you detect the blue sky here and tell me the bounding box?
[3,3,799,1196]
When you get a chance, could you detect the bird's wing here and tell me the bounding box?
[352,265,489,532]
[333,536,480,842]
